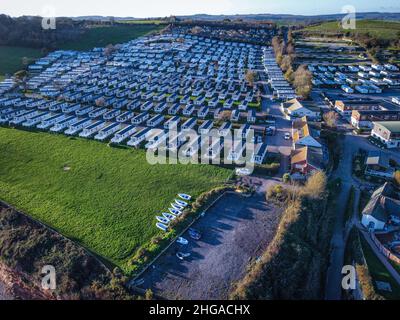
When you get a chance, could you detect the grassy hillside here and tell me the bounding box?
[0,127,230,273]
[0,46,42,78]
[302,19,400,41]
[59,24,165,51]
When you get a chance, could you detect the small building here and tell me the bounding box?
[361,182,400,231]
[282,98,319,120]
[291,146,324,175]
[365,151,395,179]
[371,121,400,149]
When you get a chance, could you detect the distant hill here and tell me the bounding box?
[71,12,400,24]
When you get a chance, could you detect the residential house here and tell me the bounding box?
[361,182,400,231]
[365,151,395,179]
[371,121,400,148]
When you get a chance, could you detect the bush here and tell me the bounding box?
[282,173,291,183]
[0,207,134,300]
[232,174,333,300]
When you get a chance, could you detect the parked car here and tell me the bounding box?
[176,252,191,260]
[177,237,188,245]
[188,228,201,240]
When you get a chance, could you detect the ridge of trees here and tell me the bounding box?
[271,30,312,98]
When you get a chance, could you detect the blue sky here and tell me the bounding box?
[1,0,400,17]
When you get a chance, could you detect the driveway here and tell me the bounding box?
[262,97,292,157]
[138,177,282,300]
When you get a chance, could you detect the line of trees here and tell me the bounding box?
[0,14,86,49]
[271,31,313,98]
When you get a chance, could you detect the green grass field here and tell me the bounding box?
[303,19,400,41]
[0,127,231,272]
[59,24,165,51]
[0,46,42,77]
[360,236,400,299]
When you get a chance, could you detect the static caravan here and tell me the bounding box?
[167,93,179,103]
[9,110,39,125]
[195,96,206,106]
[208,97,219,107]
[127,127,152,148]
[167,132,186,150]
[164,116,180,130]
[22,112,51,127]
[247,109,256,124]
[181,95,191,104]
[202,137,222,161]
[231,109,240,122]
[392,97,400,105]
[182,117,197,131]
[103,109,121,120]
[65,118,92,135]
[141,91,154,100]
[94,122,122,141]
[89,108,107,119]
[224,99,234,109]
[182,104,195,116]
[127,100,141,111]
[37,114,65,129]
[145,130,168,150]
[227,141,246,162]
[154,102,168,113]
[131,112,149,125]
[141,101,153,112]
[48,102,62,112]
[147,114,164,128]
[76,106,94,116]
[111,125,136,144]
[79,120,106,138]
[153,93,166,102]
[116,111,134,123]
[251,143,268,165]
[168,103,180,115]
[62,103,81,114]
[238,102,248,111]
[213,108,221,120]
[49,116,78,132]
[198,120,213,135]
[218,122,232,137]
[239,124,251,140]
[198,106,209,119]
[181,136,200,157]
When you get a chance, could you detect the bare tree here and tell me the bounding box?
[302,171,327,199]
[245,70,256,87]
[220,110,232,121]
[323,111,339,128]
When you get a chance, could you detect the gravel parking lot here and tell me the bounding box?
[138,177,282,300]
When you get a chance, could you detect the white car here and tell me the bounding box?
[176,252,191,260]
[284,132,291,140]
[177,237,188,245]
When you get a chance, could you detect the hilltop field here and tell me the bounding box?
[58,24,165,51]
[0,24,163,78]
[301,19,400,42]
[0,46,42,78]
[0,127,231,273]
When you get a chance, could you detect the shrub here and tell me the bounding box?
[282,173,291,183]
